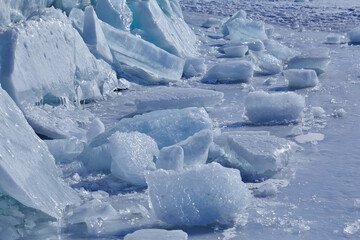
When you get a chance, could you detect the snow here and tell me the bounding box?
[284,69,319,89]
[244,91,305,125]
[134,87,224,113]
[128,0,197,57]
[156,145,184,171]
[348,26,360,43]
[109,131,158,186]
[124,229,188,240]
[95,0,132,31]
[83,6,113,63]
[146,162,250,226]
[0,88,80,219]
[100,21,185,83]
[202,61,253,83]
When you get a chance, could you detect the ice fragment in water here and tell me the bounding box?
[284,69,318,89]
[203,61,253,83]
[124,229,188,240]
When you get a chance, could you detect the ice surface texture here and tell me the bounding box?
[203,61,253,83]
[124,229,188,240]
[128,0,198,57]
[146,163,250,226]
[244,91,305,124]
[284,69,318,89]
[109,131,158,186]
[0,88,80,218]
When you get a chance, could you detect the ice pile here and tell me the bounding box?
[124,229,188,240]
[146,163,250,226]
[203,61,253,83]
[284,69,319,89]
[244,91,305,124]
[0,88,80,219]
[348,26,360,43]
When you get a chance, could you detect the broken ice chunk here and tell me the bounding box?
[263,39,300,62]
[253,183,277,198]
[100,21,185,83]
[223,45,248,58]
[83,6,113,63]
[124,229,188,240]
[287,48,330,74]
[134,87,224,113]
[202,17,222,28]
[0,88,80,219]
[249,50,283,75]
[183,57,207,78]
[227,18,268,41]
[45,137,85,163]
[222,10,247,36]
[86,117,105,143]
[54,0,88,14]
[203,61,253,83]
[128,0,198,57]
[325,33,344,44]
[156,145,184,171]
[284,69,319,89]
[348,26,360,43]
[244,91,305,124]
[95,0,132,31]
[146,162,250,226]
[109,132,159,186]
[69,8,85,33]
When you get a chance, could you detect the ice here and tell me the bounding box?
[333,108,347,118]
[311,106,326,119]
[124,229,188,240]
[69,8,85,33]
[83,6,113,63]
[146,162,250,226]
[0,88,80,218]
[100,21,185,83]
[86,117,105,142]
[202,17,222,28]
[325,33,344,44]
[128,0,198,57]
[263,39,300,62]
[287,48,331,74]
[221,131,298,180]
[249,51,283,75]
[134,87,224,113]
[253,182,277,198]
[202,61,253,83]
[348,26,360,43]
[109,131,158,186]
[284,69,319,89]
[221,10,247,36]
[95,0,132,31]
[0,8,117,108]
[223,45,248,58]
[178,129,214,167]
[183,57,207,78]
[244,91,305,124]
[156,145,184,171]
[82,107,213,171]
[294,132,324,144]
[45,137,85,163]
[226,18,268,41]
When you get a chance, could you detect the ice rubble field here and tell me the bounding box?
[1,0,360,239]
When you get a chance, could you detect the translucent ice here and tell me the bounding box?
[222,10,247,36]
[109,131,158,186]
[54,0,88,14]
[83,6,113,63]
[203,61,253,83]
[263,39,300,62]
[348,26,360,43]
[183,57,207,78]
[124,229,188,240]
[325,33,344,44]
[45,137,86,163]
[287,48,331,74]
[244,91,305,124]
[100,21,185,83]
[223,45,248,58]
[95,0,132,31]
[249,51,283,75]
[0,88,80,218]
[146,162,250,226]
[227,18,268,41]
[86,117,105,142]
[156,145,184,171]
[69,8,85,33]
[202,17,222,28]
[134,87,224,113]
[284,69,318,89]
[128,0,198,57]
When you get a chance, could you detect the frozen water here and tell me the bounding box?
[253,182,277,198]
[83,6,113,63]
[284,69,319,89]
[53,0,88,14]
[178,129,213,167]
[221,9,247,36]
[0,88,80,218]
[226,18,268,41]
[295,132,325,144]
[263,39,300,62]
[109,131,158,186]
[287,47,331,74]
[244,91,305,124]
[146,162,250,226]
[95,0,132,31]
[348,26,360,43]
[202,17,222,28]
[0,8,117,108]
[45,137,85,163]
[69,8,85,33]
[100,21,185,83]
[156,145,184,171]
[183,57,207,78]
[223,45,248,58]
[325,33,344,44]
[128,0,198,57]
[311,106,326,119]
[249,50,283,75]
[124,229,188,240]
[86,117,105,142]
[134,87,224,113]
[203,61,253,83]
